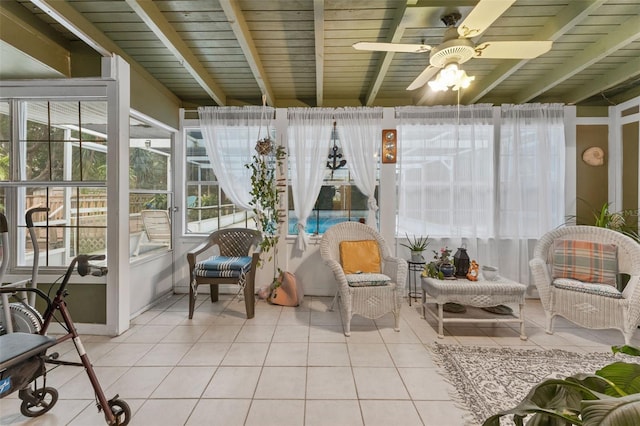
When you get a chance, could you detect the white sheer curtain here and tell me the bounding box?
[198,106,274,210]
[397,104,495,239]
[498,103,566,282]
[500,103,565,237]
[397,104,497,279]
[288,108,334,253]
[335,107,383,227]
[396,103,565,285]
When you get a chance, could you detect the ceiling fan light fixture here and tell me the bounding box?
[428,63,475,92]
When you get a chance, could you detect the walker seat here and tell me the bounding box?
[0,333,56,370]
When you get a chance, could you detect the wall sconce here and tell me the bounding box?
[382,129,397,164]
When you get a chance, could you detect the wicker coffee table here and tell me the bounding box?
[421,276,527,340]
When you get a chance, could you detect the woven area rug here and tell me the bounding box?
[430,343,636,426]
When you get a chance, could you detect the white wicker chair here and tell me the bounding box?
[530,226,640,344]
[320,222,408,336]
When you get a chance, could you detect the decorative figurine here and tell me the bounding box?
[466,260,479,281]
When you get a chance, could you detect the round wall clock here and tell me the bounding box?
[582,146,605,166]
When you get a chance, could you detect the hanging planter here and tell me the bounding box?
[255,137,274,156]
[245,97,287,287]
[247,142,286,261]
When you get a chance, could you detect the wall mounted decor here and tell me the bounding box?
[582,146,605,166]
[382,129,397,164]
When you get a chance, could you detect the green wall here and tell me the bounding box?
[34,283,106,324]
[622,120,639,228]
[576,125,609,223]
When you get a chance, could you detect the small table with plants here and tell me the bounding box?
[421,275,528,340]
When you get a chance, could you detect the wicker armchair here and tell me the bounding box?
[187,228,262,319]
[320,222,407,336]
[530,226,640,344]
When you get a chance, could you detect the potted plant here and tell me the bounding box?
[566,200,639,243]
[423,246,455,279]
[483,345,640,425]
[400,233,430,262]
[246,137,287,285]
[592,202,639,243]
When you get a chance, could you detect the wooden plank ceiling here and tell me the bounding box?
[10,0,640,107]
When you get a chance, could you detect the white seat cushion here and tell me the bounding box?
[345,273,391,287]
[552,278,623,299]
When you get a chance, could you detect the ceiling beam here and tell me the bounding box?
[28,0,179,104]
[461,0,605,105]
[314,0,324,107]
[30,0,110,56]
[0,3,70,77]
[126,0,226,106]
[610,82,640,104]
[564,56,640,105]
[514,14,640,104]
[219,0,275,107]
[364,3,409,106]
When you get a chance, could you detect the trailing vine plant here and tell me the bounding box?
[246,136,287,283]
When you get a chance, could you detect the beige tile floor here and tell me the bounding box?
[1,293,637,426]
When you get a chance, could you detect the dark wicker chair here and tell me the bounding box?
[187,228,262,319]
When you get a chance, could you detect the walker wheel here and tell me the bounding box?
[107,398,131,426]
[19,386,58,417]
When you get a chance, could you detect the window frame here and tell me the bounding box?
[1,97,111,272]
[286,135,380,236]
[183,126,252,235]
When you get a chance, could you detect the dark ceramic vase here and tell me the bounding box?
[439,263,455,278]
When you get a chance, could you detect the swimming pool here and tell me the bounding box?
[288,211,369,235]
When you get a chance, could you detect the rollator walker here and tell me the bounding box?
[0,212,130,425]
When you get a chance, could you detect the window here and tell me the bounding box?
[1,98,175,266]
[0,101,9,211]
[498,104,566,238]
[129,116,173,257]
[184,128,252,234]
[397,105,495,239]
[1,100,109,268]
[287,137,379,235]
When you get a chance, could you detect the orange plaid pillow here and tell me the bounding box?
[552,240,618,286]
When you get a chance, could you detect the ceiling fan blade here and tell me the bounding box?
[458,0,515,38]
[406,66,440,91]
[475,41,553,59]
[352,42,431,53]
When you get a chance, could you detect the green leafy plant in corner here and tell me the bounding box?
[483,345,640,426]
[567,200,639,243]
[246,138,286,284]
[592,202,639,243]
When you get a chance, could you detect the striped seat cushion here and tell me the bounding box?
[551,240,618,287]
[194,256,252,278]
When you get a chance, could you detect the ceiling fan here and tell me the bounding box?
[353,0,552,91]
